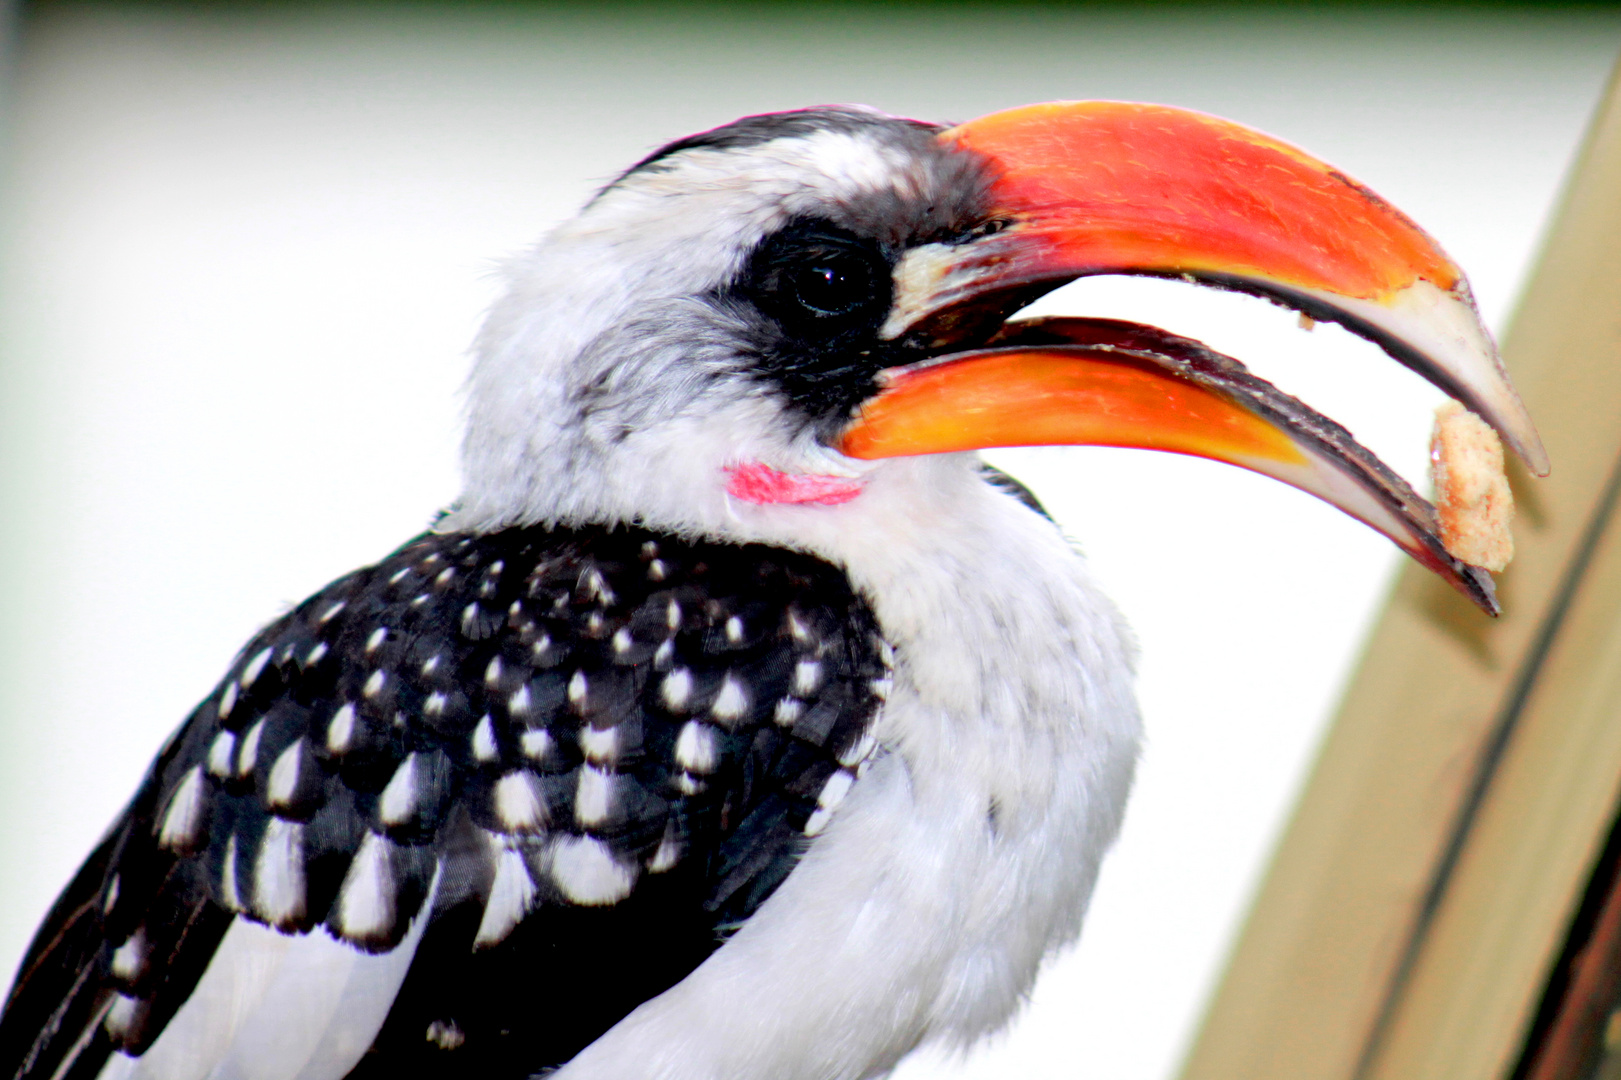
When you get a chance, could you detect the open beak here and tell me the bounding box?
[840,101,1546,615]
[847,317,1499,613]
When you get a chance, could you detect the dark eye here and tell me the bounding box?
[740,220,893,343]
[788,255,878,317]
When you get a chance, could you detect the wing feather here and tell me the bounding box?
[1,526,889,1080]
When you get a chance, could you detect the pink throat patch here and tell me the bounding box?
[725,462,865,506]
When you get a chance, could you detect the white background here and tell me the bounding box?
[1,5,1617,1078]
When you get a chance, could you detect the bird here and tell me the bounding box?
[0,100,1545,1080]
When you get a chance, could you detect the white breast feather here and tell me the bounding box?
[556,455,1141,1080]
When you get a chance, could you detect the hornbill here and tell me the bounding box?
[0,101,1544,1080]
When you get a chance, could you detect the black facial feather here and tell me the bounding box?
[0,526,890,1080]
[726,169,999,427]
[727,217,906,423]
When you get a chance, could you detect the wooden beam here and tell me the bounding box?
[1180,56,1621,1080]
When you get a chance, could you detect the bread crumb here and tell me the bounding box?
[1431,400,1514,572]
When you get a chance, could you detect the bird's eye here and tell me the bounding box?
[741,222,892,342]
[789,256,877,318]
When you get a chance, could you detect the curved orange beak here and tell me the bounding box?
[847,318,1499,613]
[841,101,1545,615]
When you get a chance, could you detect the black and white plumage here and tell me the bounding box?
[0,100,1537,1080]
[4,526,889,1078]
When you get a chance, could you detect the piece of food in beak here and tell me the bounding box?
[887,101,1548,477]
[840,317,1501,615]
[1432,401,1515,572]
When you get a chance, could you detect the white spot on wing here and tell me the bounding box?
[217,682,239,721]
[574,766,614,827]
[792,659,823,696]
[725,616,743,643]
[475,843,537,948]
[550,835,636,906]
[237,720,265,778]
[520,727,553,761]
[318,600,347,624]
[773,698,804,727]
[583,568,615,605]
[334,833,396,942]
[253,819,306,927]
[579,725,618,764]
[674,722,718,775]
[426,1020,465,1051]
[221,835,243,912]
[660,668,692,712]
[818,769,856,810]
[363,670,387,700]
[529,633,553,663]
[379,754,419,826]
[111,931,146,982]
[711,674,749,726]
[158,767,206,852]
[508,684,532,720]
[647,824,682,873]
[266,740,305,810]
[207,732,236,778]
[567,671,588,707]
[104,993,140,1039]
[327,704,357,755]
[837,732,877,769]
[472,716,499,763]
[364,628,388,655]
[494,771,546,832]
[805,769,858,837]
[241,648,273,689]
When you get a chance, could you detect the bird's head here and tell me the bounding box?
[450,103,1544,615]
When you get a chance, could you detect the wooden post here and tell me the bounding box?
[1181,56,1621,1080]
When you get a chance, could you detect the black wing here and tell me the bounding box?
[0,524,890,1080]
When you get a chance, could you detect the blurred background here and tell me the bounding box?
[1,2,1618,1077]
